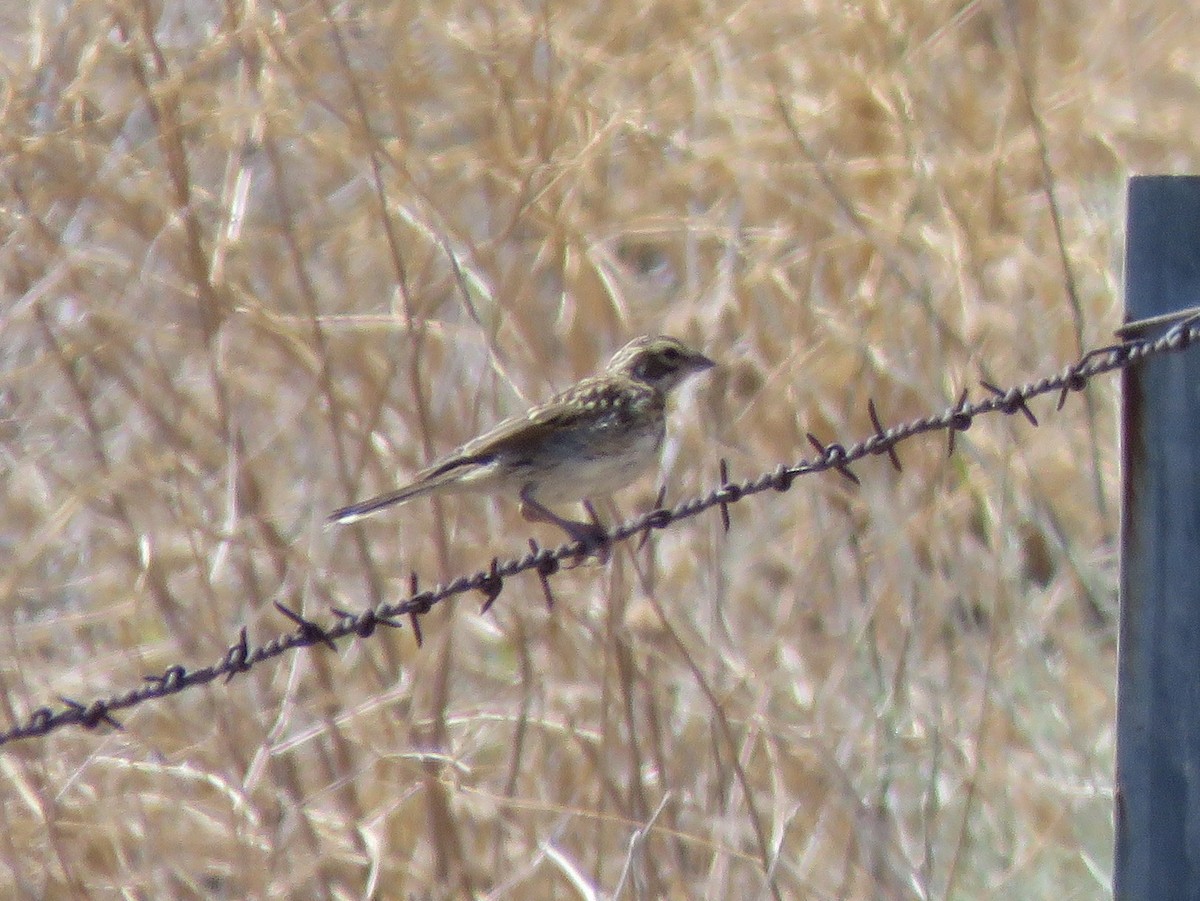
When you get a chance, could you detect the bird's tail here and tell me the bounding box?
[328,469,460,525]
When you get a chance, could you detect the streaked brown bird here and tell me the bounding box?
[329,335,716,545]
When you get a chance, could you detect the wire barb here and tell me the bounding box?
[223,628,252,683]
[718,459,736,532]
[58,696,122,731]
[332,607,381,637]
[408,572,425,646]
[980,379,1039,426]
[867,398,903,471]
[479,558,505,614]
[947,388,972,456]
[403,590,435,617]
[529,539,557,609]
[275,601,338,651]
[807,434,861,485]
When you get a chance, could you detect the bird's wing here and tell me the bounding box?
[423,378,615,476]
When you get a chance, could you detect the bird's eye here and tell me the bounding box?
[662,347,681,361]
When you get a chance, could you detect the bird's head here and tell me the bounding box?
[606,335,716,394]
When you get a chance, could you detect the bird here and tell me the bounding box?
[329,335,716,547]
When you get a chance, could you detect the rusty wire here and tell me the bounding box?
[1,318,1195,747]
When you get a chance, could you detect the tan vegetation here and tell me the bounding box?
[3,0,1190,896]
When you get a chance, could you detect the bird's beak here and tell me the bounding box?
[690,351,716,373]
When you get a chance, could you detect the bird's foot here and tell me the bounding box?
[520,496,611,565]
[559,501,611,564]
[560,519,611,566]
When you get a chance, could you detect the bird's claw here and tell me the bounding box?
[562,521,611,566]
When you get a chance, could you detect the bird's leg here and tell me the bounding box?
[519,486,609,560]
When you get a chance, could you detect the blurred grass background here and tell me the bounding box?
[2,0,1191,896]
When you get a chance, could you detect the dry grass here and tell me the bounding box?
[2,0,1194,896]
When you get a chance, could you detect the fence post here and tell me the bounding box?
[1115,175,1200,899]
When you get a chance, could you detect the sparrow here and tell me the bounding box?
[329,335,716,546]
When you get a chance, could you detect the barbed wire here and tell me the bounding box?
[3,316,1197,747]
